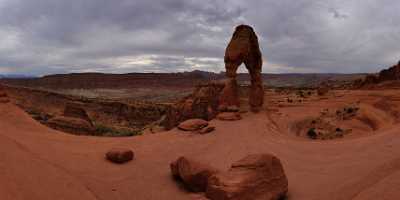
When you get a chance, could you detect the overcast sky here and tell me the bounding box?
[0,0,399,75]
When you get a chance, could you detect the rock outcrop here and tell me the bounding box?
[378,61,400,82]
[216,112,242,121]
[178,119,209,131]
[63,102,93,126]
[0,84,9,103]
[162,82,225,130]
[354,61,400,88]
[206,154,288,200]
[171,157,219,192]
[47,116,94,135]
[47,102,95,135]
[221,25,264,112]
[106,148,134,164]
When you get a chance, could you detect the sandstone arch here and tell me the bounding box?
[220,25,264,112]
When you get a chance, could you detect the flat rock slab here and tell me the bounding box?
[206,154,288,200]
[198,126,216,134]
[171,156,218,192]
[106,148,134,164]
[178,119,209,131]
[216,112,242,121]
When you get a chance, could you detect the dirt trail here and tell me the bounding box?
[1,90,400,199]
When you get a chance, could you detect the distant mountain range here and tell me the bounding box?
[0,74,36,79]
[0,71,366,89]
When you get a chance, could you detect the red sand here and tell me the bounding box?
[1,89,400,200]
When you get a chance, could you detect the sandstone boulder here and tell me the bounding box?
[171,157,218,192]
[206,154,288,200]
[47,116,95,135]
[178,119,209,131]
[106,148,134,164]
[216,112,242,121]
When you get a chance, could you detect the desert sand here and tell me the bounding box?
[1,88,400,200]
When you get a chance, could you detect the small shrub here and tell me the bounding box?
[307,128,317,139]
[94,124,142,137]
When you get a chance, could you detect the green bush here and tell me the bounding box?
[94,124,142,137]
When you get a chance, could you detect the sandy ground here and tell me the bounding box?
[1,89,400,200]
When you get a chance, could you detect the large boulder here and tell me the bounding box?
[162,82,225,130]
[178,119,209,131]
[106,148,134,164]
[206,154,288,200]
[171,157,219,192]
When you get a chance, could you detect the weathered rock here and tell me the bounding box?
[162,82,225,130]
[222,25,264,112]
[47,116,95,135]
[171,157,218,192]
[206,154,288,200]
[354,61,400,88]
[178,119,209,131]
[219,79,240,111]
[378,62,400,82]
[198,126,216,134]
[216,112,242,121]
[106,148,134,164]
[63,102,93,125]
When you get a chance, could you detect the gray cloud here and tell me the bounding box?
[0,0,399,75]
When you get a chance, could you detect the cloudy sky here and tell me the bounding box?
[0,0,399,76]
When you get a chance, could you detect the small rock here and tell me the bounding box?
[198,126,215,134]
[216,112,242,121]
[106,148,134,164]
[178,119,209,131]
[171,156,218,192]
[206,154,288,200]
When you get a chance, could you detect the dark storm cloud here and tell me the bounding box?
[0,0,399,75]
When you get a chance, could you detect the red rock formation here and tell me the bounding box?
[378,61,400,82]
[206,154,288,200]
[0,84,9,103]
[63,102,93,125]
[171,157,219,192]
[221,25,264,112]
[47,102,95,135]
[162,82,225,130]
[355,61,400,88]
[47,116,94,135]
